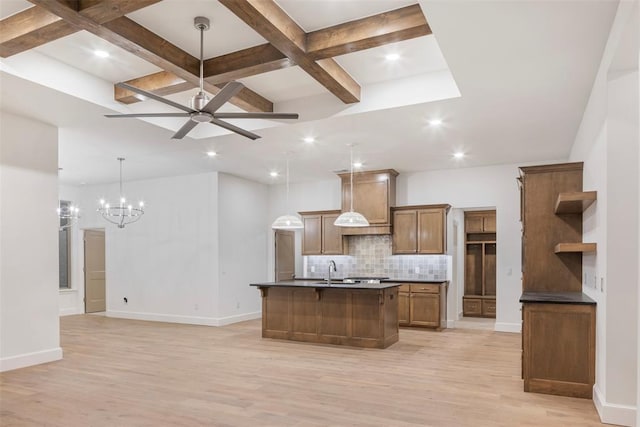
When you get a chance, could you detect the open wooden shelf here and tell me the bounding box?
[554,191,597,214]
[554,243,597,254]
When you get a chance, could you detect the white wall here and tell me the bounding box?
[217,173,269,324]
[569,2,639,424]
[0,112,62,371]
[77,172,220,325]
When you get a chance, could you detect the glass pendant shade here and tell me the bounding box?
[334,210,369,227]
[271,155,303,230]
[272,214,304,229]
[334,145,369,227]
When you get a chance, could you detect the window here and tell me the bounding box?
[59,200,71,289]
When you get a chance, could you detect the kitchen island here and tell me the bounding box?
[250,280,399,348]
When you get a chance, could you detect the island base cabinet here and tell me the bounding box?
[260,286,399,349]
[522,303,595,398]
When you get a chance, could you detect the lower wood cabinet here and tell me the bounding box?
[398,282,447,330]
[522,301,595,398]
[463,296,495,318]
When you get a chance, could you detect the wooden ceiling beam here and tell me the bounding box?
[306,4,431,60]
[114,4,429,104]
[1,1,161,58]
[219,0,361,104]
[26,0,273,112]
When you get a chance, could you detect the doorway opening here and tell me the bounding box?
[84,229,106,313]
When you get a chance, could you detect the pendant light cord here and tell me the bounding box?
[199,26,204,93]
[349,146,354,212]
[285,156,290,214]
[118,158,124,199]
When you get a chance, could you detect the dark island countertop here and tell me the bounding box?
[382,279,448,284]
[251,280,400,290]
[520,292,596,305]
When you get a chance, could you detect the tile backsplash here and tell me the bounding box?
[303,235,450,281]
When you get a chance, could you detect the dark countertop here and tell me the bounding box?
[251,280,400,290]
[297,277,447,284]
[520,292,596,305]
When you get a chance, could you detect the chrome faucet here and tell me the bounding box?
[327,260,337,285]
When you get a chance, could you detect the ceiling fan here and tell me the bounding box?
[105,16,299,140]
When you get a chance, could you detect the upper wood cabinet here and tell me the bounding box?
[464,210,496,233]
[299,210,348,255]
[392,205,450,254]
[337,169,398,235]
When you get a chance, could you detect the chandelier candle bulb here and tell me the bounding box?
[97,158,145,229]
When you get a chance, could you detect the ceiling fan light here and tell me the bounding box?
[272,214,304,230]
[334,211,369,227]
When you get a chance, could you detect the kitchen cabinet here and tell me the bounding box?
[463,210,496,318]
[392,205,450,254]
[398,283,447,330]
[464,210,496,233]
[518,162,597,399]
[299,210,348,255]
[337,169,398,235]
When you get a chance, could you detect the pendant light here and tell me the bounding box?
[97,157,144,229]
[334,145,369,227]
[271,154,303,230]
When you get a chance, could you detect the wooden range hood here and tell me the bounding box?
[337,169,398,235]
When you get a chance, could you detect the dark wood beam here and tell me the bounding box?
[1,1,161,58]
[114,4,429,104]
[306,4,431,60]
[219,0,361,104]
[26,0,273,112]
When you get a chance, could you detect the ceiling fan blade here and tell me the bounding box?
[213,112,299,120]
[201,81,244,114]
[171,120,198,140]
[105,113,191,118]
[211,118,261,140]
[116,82,195,114]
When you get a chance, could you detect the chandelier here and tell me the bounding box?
[272,154,303,230]
[98,157,144,228]
[57,200,80,231]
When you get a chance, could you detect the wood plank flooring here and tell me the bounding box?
[0,315,606,426]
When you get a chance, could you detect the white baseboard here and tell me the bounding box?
[593,384,637,426]
[59,307,83,316]
[494,322,521,333]
[0,347,63,372]
[217,311,261,326]
[446,319,456,328]
[106,310,261,327]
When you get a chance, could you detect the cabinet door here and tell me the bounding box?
[410,293,440,327]
[483,213,496,232]
[301,215,322,255]
[398,291,410,326]
[345,178,389,224]
[392,210,417,254]
[465,215,484,233]
[417,209,445,254]
[322,213,344,255]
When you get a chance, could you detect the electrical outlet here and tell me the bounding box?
[310,266,315,273]
[600,277,604,292]
[123,297,128,304]
[415,266,420,274]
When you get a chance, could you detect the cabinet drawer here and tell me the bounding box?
[463,298,482,316]
[410,284,440,294]
[482,299,496,317]
[398,284,411,293]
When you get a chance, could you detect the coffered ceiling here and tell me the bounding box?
[0,0,619,185]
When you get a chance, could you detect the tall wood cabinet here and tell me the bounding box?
[337,169,398,235]
[463,210,496,318]
[299,210,348,255]
[392,205,450,254]
[518,162,597,399]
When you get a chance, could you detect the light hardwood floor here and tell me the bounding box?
[1,315,606,426]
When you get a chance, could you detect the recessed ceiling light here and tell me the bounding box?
[353,162,363,168]
[385,53,400,61]
[303,137,315,143]
[453,151,465,159]
[429,119,443,126]
[270,171,279,177]
[206,151,217,157]
[94,50,110,58]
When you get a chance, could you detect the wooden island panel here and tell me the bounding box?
[257,284,399,349]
